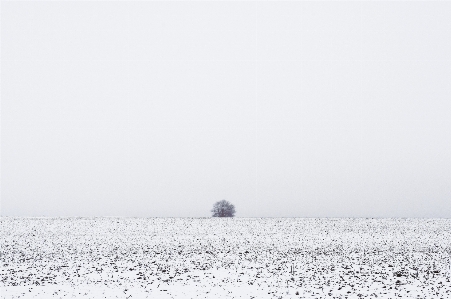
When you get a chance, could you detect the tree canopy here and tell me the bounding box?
[211,200,236,217]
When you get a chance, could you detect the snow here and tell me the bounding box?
[1,218,451,298]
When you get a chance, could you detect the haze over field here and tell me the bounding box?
[2,1,451,217]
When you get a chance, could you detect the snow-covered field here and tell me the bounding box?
[1,218,450,298]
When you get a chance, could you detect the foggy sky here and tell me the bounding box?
[2,1,451,217]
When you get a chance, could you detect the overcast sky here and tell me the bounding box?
[1,1,450,218]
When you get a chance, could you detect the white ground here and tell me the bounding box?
[1,218,451,298]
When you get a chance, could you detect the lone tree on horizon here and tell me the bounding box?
[211,200,236,217]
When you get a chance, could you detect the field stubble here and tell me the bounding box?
[1,218,451,298]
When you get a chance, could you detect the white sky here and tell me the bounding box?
[1,1,451,217]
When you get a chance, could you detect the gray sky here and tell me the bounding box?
[1,1,450,218]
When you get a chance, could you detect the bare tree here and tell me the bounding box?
[211,200,236,217]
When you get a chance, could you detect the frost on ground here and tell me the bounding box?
[1,218,451,298]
